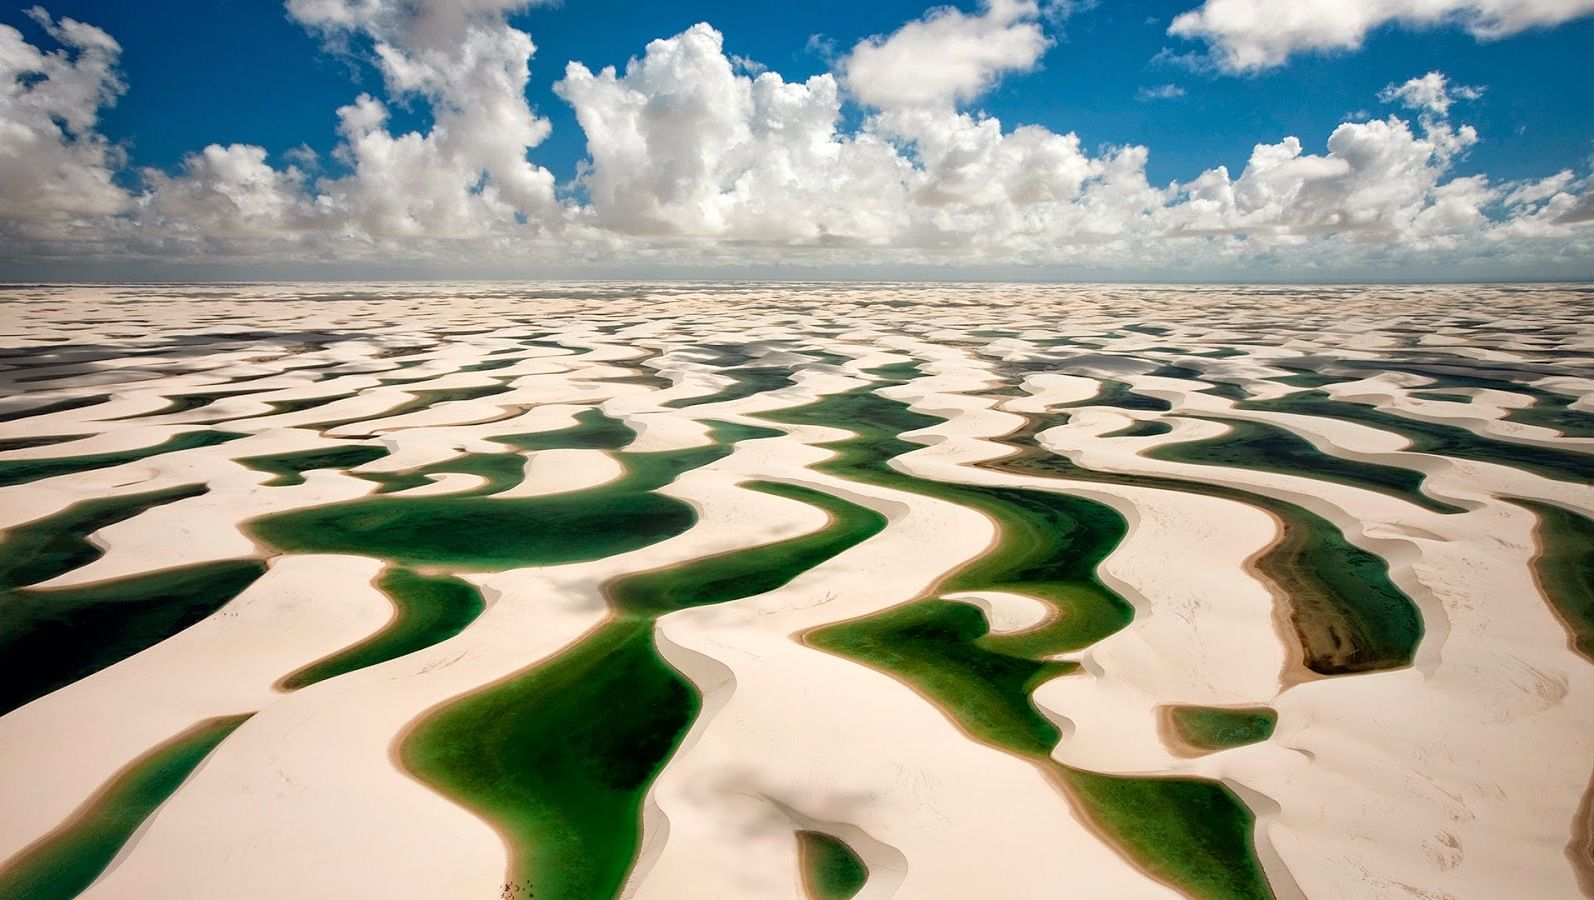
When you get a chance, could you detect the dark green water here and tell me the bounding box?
[238,444,389,486]
[764,389,1135,655]
[1150,416,1466,514]
[249,472,689,570]
[1504,398,1594,439]
[404,480,886,900]
[0,715,249,899]
[519,338,574,352]
[248,413,775,570]
[984,415,1422,677]
[935,484,1134,658]
[0,394,111,424]
[863,361,924,382]
[357,452,528,497]
[811,599,1077,754]
[805,593,1268,900]
[343,406,646,496]
[665,367,796,409]
[797,830,868,900]
[367,383,517,420]
[0,484,207,591]
[608,481,888,618]
[491,407,639,452]
[0,430,245,488]
[1062,768,1265,900]
[110,388,260,420]
[281,568,485,689]
[1101,418,1173,438]
[0,434,89,453]
[686,343,761,369]
[217,391,359,422]
[0,561,266,716]
[1059,380,1171,412]
[460,357,524,373]
[763,387,1273,900]
[800,346,853,367]
[1147,365,1251,399]
[0,485,264,714]
[301,382,516,431]
[408,619,695,900]
[1518,500,1594,663]
[1332,360,1594,439]
[1166,706,1278,753]
[1268,372,1358,390]
[1240,391,1593,486]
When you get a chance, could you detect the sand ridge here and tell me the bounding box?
[0,282,1590,899]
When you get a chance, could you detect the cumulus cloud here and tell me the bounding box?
[139,144,314,240]
[1167,118,1488,244]
[550,20,1560,266]
[1161,73,1511,255]
[0,7,129,223]
[556,21,1162,258]
[1554,192,1594,225]
[841,0,1053,109]
[1379,71,1482,119]
[1169,0,1594,71]
[124,0,564,251]
[0,4,1590,277]
[556,24,911,243]
[287,0,540,50]
[288,0,559,234]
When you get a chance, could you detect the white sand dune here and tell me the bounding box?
[0,282,1589,900]
[0,556,394,866]
[78,431,836,898]
[888,366,1593,899]
[639,452,1179,899]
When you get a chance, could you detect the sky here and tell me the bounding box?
[2,0,1592,281]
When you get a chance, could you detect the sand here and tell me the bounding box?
[0,282,1590,899]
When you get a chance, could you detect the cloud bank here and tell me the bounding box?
[1,0,1591,278]
[1170,0,1594,71]
[0,9,128,225]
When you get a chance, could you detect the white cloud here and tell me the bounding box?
[140,144,313,240]
[555,24,911,243]
[554,35,1561,267]
[1138,83,1187,101]
[0,7,129,223]
[554,22,1164,258]
[0,5,1590,278]
[287,0,560,234]
[1554,191,1594,224]
[1169,0,1594,71]
[287,0,541,50]
[127,0,563,252]
[841,0,1053,109]
[1160,77,1512,256]
[1166,117,1489,244]
[1502,170,1574,207]
[1493,169,1594,231]
[1379,71,1482,118]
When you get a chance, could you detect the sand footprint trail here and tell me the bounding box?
[0,282,1589,899]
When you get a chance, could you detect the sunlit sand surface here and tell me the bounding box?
[0,282,1590,899]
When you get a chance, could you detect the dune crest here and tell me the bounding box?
[0,282,1589,899]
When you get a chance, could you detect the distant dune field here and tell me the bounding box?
[0,282,1590,900]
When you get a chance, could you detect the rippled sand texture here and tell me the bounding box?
[0,282,1590,900]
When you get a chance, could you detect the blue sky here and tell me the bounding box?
[28,0,1593,190]
[2,0,1592,279]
